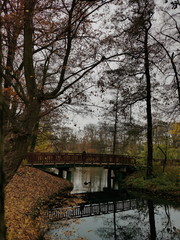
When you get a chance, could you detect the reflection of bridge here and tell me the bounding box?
[26,152,136,167]
[46,199,146,221]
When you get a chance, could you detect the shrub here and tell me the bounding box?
[126,166,180,193]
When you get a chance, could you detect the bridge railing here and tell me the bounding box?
[26,152,136,166]
[26,152,180,167]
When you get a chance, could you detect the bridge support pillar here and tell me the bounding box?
[115,170,125,182]
[58,169,64,178]
[107,169,112,189]
[106,167,128,190]
[66,170,72,181]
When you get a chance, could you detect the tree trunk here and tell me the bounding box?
[112,91,119,155]
[0,120,6,240]
[29,122,39,152]
[2,0,40,186]
[0,114,6,240]
[144,27,153,179]
[157,145,167,172]
[0,87,6,240]
[0,1,6,237]
[3,100,41,185]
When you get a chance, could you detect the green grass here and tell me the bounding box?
[125,165,180,194]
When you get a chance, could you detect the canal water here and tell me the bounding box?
[44,167,180,240]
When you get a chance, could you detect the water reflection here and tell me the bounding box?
[70,167,108,193]
[45,197,180,240]
[45,167,180,240]
[148,200,156,240]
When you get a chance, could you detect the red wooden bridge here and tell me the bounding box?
[26,152,136,167]
[26,152,180,168]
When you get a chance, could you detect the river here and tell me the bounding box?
[44,167,180,240]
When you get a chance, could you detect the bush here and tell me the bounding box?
[125,166,180,193]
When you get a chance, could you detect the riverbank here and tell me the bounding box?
[5,166,73,240]
[125,165,180,203]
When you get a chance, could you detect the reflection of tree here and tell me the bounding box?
[46,200,180,240]
[157,205,180,240]
[147,200,156,240]
[96,207,148,240]
[147,202,180,240]
[96,199,180,240]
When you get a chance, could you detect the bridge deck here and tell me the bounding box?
[26,152,180,167]
[26,152,136,167]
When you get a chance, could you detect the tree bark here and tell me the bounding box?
[24,0,36,98]
[157,145,167,172]
[0,99,6,240]
[112,91,119,155]
[29,122,39,152]
[0,96,6,240]
[3,100,41,185]
[0,0,6,237]
[144,25,153,179]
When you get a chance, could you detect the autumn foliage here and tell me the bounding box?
[5,166,72,240]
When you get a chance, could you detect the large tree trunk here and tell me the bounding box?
[2,0,39,186]
[0,115,6,240]
[0,90,6,240]
[1,99,41,240]
[29,122,39,152]
[3,101,41,185]
[0,2,6,237]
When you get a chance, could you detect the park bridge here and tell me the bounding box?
[26,152,136,168]
[26,152,180,190]
[26,152,137,189]
[26,152,180,168]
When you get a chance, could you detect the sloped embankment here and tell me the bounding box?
[125,166,180,202]
[5,166,73,240]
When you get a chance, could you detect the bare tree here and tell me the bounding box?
[0,0,114,238]
[103,0,156,178]
[151,9,180,107]
[1,0,114,185]
[121,0,156,178]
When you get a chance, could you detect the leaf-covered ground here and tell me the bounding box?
[5,166,73,240]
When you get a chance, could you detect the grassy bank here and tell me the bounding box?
[5,166,73,240]
[125,165,180,201]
